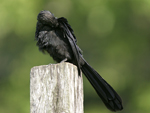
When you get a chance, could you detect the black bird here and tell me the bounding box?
[35,10,123,111]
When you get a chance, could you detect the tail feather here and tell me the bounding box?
[81,61,123,111]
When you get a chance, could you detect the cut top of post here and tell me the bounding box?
[30,62,83,113]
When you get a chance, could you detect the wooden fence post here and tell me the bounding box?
[30,62,83,113]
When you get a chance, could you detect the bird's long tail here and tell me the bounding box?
[81,60,123,111]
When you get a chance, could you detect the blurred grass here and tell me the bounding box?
[0,0,150,113]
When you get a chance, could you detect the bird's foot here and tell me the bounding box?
[47,63,52,65]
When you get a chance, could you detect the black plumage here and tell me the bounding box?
[35,10,123,111]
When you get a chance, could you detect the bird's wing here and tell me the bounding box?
[58,17,77,42]
[58,17,81,73]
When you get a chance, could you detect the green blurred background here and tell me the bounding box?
[0,0,150,113]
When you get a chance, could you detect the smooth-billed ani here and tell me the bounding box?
[35,10,123,111]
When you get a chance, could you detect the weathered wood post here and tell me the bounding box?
[30,62,83,113]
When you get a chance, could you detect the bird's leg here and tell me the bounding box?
[47,58,67,65]
[60,58,67,63]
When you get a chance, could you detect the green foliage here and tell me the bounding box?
[0,0,150,113]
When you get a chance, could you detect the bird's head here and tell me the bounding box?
[37,10,59,27]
